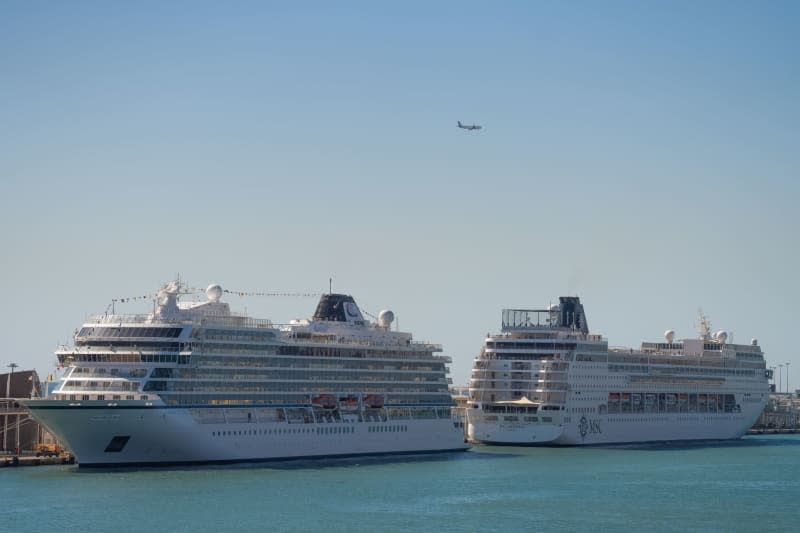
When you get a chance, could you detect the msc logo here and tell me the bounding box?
[578,416,601,440]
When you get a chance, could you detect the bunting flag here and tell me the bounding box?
[110,288,321,303]
[111,294,154,303]
[222,289,321,297]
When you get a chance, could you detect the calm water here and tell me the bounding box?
[2,435,798,532]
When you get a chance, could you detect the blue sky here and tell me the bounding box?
[1,1,798,390]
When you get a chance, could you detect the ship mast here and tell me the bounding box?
[696,308,712,340]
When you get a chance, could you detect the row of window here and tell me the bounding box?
[78,327,183,338]
[63,394,148,401]
[607,392,739,414]
[193,356,444,373]
[483,415,553,423]
[163,394,452,406]
[70,367,148,378]
[164,370,445,382]
[61,381,140,391]
[203,329,276,342]
[68,354,188,364]
[144,380,449,394]
[212,426,358,437]
[487,342,579,350]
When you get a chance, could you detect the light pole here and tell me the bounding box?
[3,363,17,454]
[5,363,17,398]
[779,364,784,394]
[786,362,791,397]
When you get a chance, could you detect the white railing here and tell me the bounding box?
[87,314,275,328]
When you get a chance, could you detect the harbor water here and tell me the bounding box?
[2,435,798,532]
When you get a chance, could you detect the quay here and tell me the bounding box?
[2,368,71,467]
[748,392,799,434]
[747,428,800,435]
[2,454,75,468]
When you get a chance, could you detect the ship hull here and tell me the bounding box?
[23,400,468,467]
[467,402,765,446]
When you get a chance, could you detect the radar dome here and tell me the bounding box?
[751,338,758,346]
[206,284,223,302]
[548,303,560,312]
[378,309,395,328]
[664,330,675,343]
[715,330,728,344]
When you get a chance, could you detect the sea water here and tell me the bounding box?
[2,435,798,532]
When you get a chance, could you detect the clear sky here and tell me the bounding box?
[2,1,798,391]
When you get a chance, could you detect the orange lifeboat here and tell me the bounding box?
[364,395,384,408]
[339,396,360,410]
[311,395,338,409]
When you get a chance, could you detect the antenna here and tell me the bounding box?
[696,308,712,341]
[329,278,332,294]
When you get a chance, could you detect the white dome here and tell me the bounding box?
[206,284,223,302]
[664,330,675,343]
[548,303,559,312]
[751,338,758,346]
[715,330,728,343]
[378,309,395,328]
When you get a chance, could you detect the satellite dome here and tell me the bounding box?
[664,330,675,343]
[206,284,223,302]
[548,303,560,312]
[378,309,395,328]
[715,330,728,344]
[751,338,758,346]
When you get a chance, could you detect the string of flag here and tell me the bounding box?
[111,289,321,303]
[111,294,156,303]
[222,289,322,298]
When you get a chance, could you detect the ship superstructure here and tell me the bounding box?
[23,281,467,466]
[467,297,770,445]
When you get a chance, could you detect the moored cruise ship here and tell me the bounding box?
[22,281,467,466]
[467,297,771,445]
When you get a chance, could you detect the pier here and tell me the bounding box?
[748,393,799,434]
[2,368,71,466]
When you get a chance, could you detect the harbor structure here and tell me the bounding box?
[1,369,44,455]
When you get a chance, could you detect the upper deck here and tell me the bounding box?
[502,297,589,334]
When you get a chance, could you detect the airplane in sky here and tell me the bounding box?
[457,120,482,131]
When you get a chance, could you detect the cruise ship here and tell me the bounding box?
[22,281,467,466]
[467,297,771,445]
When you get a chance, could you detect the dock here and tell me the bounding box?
[2,454,75,468]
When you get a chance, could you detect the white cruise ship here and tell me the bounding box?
[22,281,467,466]
[467,297,771,445]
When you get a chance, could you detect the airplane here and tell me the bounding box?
[458,120,482,131]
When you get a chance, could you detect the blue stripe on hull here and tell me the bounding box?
[76,447,470,468]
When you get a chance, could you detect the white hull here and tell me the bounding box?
[26,401,468,466]
[467,402,765,446]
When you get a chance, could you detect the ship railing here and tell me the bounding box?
[501,309,554,329]
[280,335,442,351]
[492,331,604,342]
[88,313,275,328]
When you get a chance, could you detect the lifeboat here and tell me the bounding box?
[364,395,384,408]
[339,395,360,410]
[311,395,338,409]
